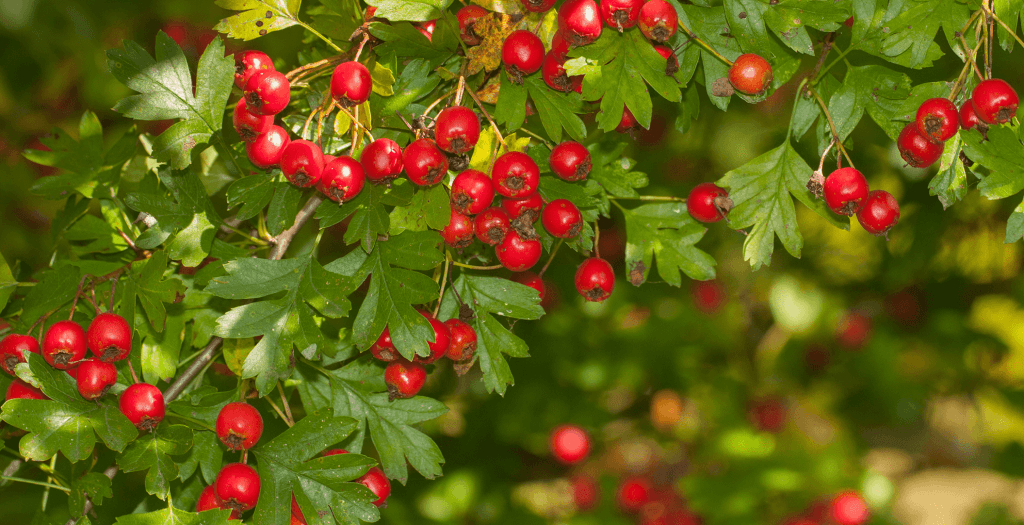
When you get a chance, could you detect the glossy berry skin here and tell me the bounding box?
[442,209,475,249]
[959,101,983,130]
[728,54,773,95]
[215,463,261,512]
[435,106,481,154]
[357,467,392,507]
[385,359,427,400]
[686,182,731,223]
[654,45,679,75]
[558,0,603,47]
[520,0,557,13]
[491,151,540,198]
[831,491,869,525]
[416,20,436,41]
[502,30,545,82]
[444,319,477,361]
[542,51,582,93]
[361,138,404,183]
[897,123,943,168]
[511,271,546,304]
[549,424,591,464]
[475,207,512,245]
[232,99,273,142]
[318,156,365,203]
[501,194,544,221]
[617,477,652,513]
[87,312,132,362]
[120,383,165,431]
[637,0,677,43]
[197,485,241,519]
[6,379,47,401]
[415,312,451,364]
[971,78,1019,124]
[234,50,274,90]
[915,97,959,144]
[43,320,87,370]
[575,257,614,302]
[616,107,639,133]
[246,125,291,169]
[244,70,290,116]
[450,169,494,215]
[823,167,869,216]
[76,359,117,400]
[542,199,583,238]
[550,32,571,59]
[331,61,372,108]
[497,230,543,272]
[370,328,398,362]
[216,402,264,450]
[281,140,325,188]
[550,141,591,182]
[457,5,489,46]
[403,138,448,186]
[601,0,642,29]
[856,190,900,237]
[0,334,40,375]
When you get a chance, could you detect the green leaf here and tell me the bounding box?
[167,213,216,268]
[390,185,451,234]
[118,424,194,498]
[761,0,850,55]
[26,112,108,199]
[114,506,232,525]
[370,23,458,68]
[126,169,222,251]
[850,0,946,69]
[830,66,911,140]
[266,181,305,236]
[0,252,17,314]
[621,202,716,286]
[177,430,224,485]
[879,0,967,68]
[1007,198,1024,244]
[525,77,587,143]
[317,183,412,252]
[214,0,302,41]
[374,58,441,117]
[931,131,970,209]
[141,311,186,383]
[226,171,277,221]
[366,0,454,21]
[18,264,81,323]
[495,69,528,130]
[588,143,649,213]
[962,127,1024,200]
[69,472,113,518]
[123,251,188,332]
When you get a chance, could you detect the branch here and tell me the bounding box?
[66,465,118,525]
[269,195,325,260]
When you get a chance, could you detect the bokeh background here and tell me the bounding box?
[4,1,1024,524]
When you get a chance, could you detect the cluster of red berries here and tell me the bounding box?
[819,167,900,236]
[371,310,477,399]
[783,491,871,525]
[898,78,1019,168]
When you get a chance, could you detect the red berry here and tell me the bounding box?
[457,5,490,46]
[550,32,571,59]
[502,30,545,83]
[318,156,365,202]
[549,424,591,464]
[686,182,732,223]
[915,97,959,144]
[360,138,404,183]
[384,359,427,400]
[691,280,725,314]
[198,485,241,519]
[234,50,274,90]
[520,0,557,13]
[216,402,264,450]
[637,0,677,43]
[415,312,451,364]
[232,99,273,142]
[491,151,540,198]
[971,78,1019,124]
[823,167,869,216]
[653,45,679,75]
[856,190,900,236]
[511,271,547,304]
[897,123,943,168]
[617,477,652,513]
[451,169,495,215]
[570,475,600,510]
[43,320,86,370]
[836,311,872,350]
[616,106,639,133]
[403,138,448,186]
[215,463,261,513]
[728,54,773,95]
[749,397,787,432]
[575,257,614,302]
[601,0,643,29]
[6,379,47,401]
[441,209,475,249]
[558,0,603,47]
[370,328,398,362]
[416,19,436,41]
[119,383,165,431]
[549,141,591,182]
[542,51,583,93]
[76,359,117,400]
[0,334,40,375]
[435,106,481,154]
[246,125,291,169]
[501,193,544,221]
[331,61,372,108]
[831,491,869,525]
[474,207,512,245]
[87,312,132,362]
[959,100,984,130]
[356,467,392,507]
[444,319,477,361]
[496,230,543,272]
[281,140,325,188]
[541,199,583,238]
[243,70,291,116]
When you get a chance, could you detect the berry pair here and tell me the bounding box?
[40,312,132,370]
[821,167,900,236]
[197,463,261,517]
[374,312,479,399]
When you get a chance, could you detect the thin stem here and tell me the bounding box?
[518,127,554,149]
[303,107,320,140]
[957,32,986,82]
[338,106,376,142]
[68,275,92,320]
[350,105,360,156]
[807,33,835,83]
[538,239,563,277]
[265,396,294,427]
[423,88,458,118]
[2,476,69,493]
[298,21,344,53]
[434,254,450,317]
[450,261,503,270]
[806,85,854,168]
[126,360,140,384]
[677,20,733,66]
[608,195,686,202]
[222,224,271,246]
[166,412,215,432]
[463,86,507,147]
[216,135,246,177]
[812,45,857,85]
[286,55,346,81]
[455,75,466,106]
[981,3,1024,48]
[593,221,601,258]
[278,382,294,425]
[269,195,325,260]
[116,229,139,252]
[163,337,223,403]
[352,33,370,62]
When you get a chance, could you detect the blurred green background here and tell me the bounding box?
[4,1,1024,524]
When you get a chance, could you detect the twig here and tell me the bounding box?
[450,261,503,270]
[433,255,450,318]
[677,20,733,67]
[463,86,507,147]
[806,85,854,168]
[265,396,294,427]
[981,3,1024,48]
[68,275,92,320]
[297,21,344,53]
[423,88,458,118]
[807,33,835,85]
[593,221,601,258]
[957,32,985,82]
[269,195,326,260]
[2,476,70,493]
[352,33,370,62]
[277,382,294,425]
[286,55,346,81]
[538,239,563,277]
[338,106,376,142]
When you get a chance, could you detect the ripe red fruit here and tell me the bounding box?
[511,271,547,303]
[550,141,591,182]
[831,491,869,525]
[403,138,448,186]
[496,230,543,272]
[502,30,545,83]
[0,334,40,375]
[457,5,490,46]
[971,78,1019,124]
[370,328,398,362]
[558,0,603,47]
[435,106,481,154]
[216,402,264,450]
[686,182,732,223]
[415,312,451,364]
[575,257,614,302]
[959,101,984,130]
[6,379,47,401]
[244,70,291,116]
[246,125,291,169]
[616,106,639,133]
[331,61,372,107]
[444,319,477,361]
[119,383,165,431]
[691,279,725,314]
[728,54,773,95]
[215,463,261,512]
[549,424,591,464]
[451,169,495,215]
[542,51,582,93]
[617,477,652,513]
[357,467,392,507]
[442,209,475,249]
[198,485,241,519]
[43,320,87,370]
[749,397,787,432]
[281,140,325,188]
[87,312,132,362]
[475,207,512,245]
[384,359,427,400]
[653,45,679,75]
[360,138,404,183]
[76,359,117,400]
[637,0,677,43]
[550,32,571,59]
[416,20,436,41]
[318,156,365,202]
[520,0,557,13]
[501,193,544,221]
[836,311,872,350]
[571,475,600,510]
[232,99,273,142]
[234,50,274,90]
[915,97,959,144]
[897,123,943,168]
[823,167,869,216]
[856,190,900,236]
[541,199,584,238]
[601,0,643,29]
[491,151,540,198]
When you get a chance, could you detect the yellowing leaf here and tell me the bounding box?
[224,337,257,376]
[471,0,523,14]
[370,61,396,96]
[466,14,520,75]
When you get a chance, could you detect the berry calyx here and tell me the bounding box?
[457,5,490,46]
[216,402,264,450]
[442,209,475,249]
[475,207,512,245]
[360,138,404,183]
[501,193,544,222]
[232,99,273,142]
[617,477,652,513]
[653,45,679,75]
[234,50,274,90]
[215,463,261,513]
[444,319,477,361]
[451,169,495,215]
[491,151,540,198]
[42,320,87,370]
[370,328,398,362]
[415,312,451,364]
[403,138,448,186]
[384,359,427,400]
[511,271,547,304]
[959,100,985,131]
[549,424,591,464]
[830,491,869,525]
[0,334,40,375]
[318,156,365,203]
[434,106,481,154]
[496,230,543,272]
[502,30,545,83]
[971,78,1019,124]
[520,0,557,13]
[550,141,591,182]
[601,0,643,30]
[6,379,47,401]
[331,61,372,108]
[76,359,117,400]
[356,467,392,507]
[728,54,773,95]
[542,51,582,93]
[823,167,869,216]
[541,199,583,238]
[915,97,959,144]
[281,140,325,188]
[119,383,165,431]
[575,257,614,302]
[243,70,291,116]
[246,125,291,169]
[897,123,943,168]
[198,485,241,519]
[558,0,603,47]
[87,312,132,362]
[856,190,900,237]
[686,182,733,223]
[637,0,678,43]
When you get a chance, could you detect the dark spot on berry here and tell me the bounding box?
[650,24,671,42]
[101,346,121,361]
[512,215,538,240]
[711,77,734,97]
[838,200,858,216]
[53,350,72,366]
[425,165,445,185]
[245,91,263,110]
[459,304,475,323]
[612,9,630,31]
[3,356,19,372]
[567,221,582,238]
[453,192,473,213]
[507,65,525,85]
[585,286,606,301]
[924,114,943,135]
[575,159,591,180]
[225,432,245,450]
[447,153,469,172]
[449,137,467,153]
[487,226,506,244]
[552,72,572,92]
[505,175,524,191]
